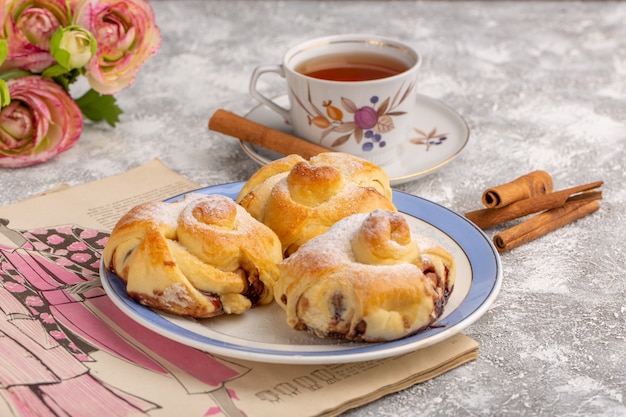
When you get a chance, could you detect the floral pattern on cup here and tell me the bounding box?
[292,81,415,153]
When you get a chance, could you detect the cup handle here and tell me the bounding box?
[249,65,290,121]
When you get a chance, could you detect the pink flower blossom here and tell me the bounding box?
[71,252,91,263]
[0,0,71,72]
[80,229,99,239]
[25,295,44,307]
[56,257,74,266]
[46,234,65,245]
[0,76,83,167]
[4,281,26,292]
[40,312,56,324]
[73,0,161,94]
[0,260,14,271]
[68,241,88,251]
[50,329,67,340]
[56,226,74,234]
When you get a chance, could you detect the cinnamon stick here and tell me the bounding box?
[208,109,329,159]
[482,170,554,208]
[466,181,603,229]
[493,199,600,252]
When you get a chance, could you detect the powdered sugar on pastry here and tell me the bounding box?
[275,210,456,342]
[237,152,397,256]
[103,193,282,318]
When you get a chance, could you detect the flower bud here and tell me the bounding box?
[51,26,97,70]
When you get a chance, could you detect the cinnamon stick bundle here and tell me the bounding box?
[208,109,329,159]
[493,198,600,252]
[466,181,603,229]
[467,170,604,252]
[482,170,554,208]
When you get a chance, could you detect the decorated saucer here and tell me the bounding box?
[242,94,470,186]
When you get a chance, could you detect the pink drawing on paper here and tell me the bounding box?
[0,218,249,417]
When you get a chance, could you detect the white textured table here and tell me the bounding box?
[2,1,625,416]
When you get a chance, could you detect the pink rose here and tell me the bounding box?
[0,76,83,168]
[73,0,161,94]
[0,0,71,72]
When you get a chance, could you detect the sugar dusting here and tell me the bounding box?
[120,193,202,230]
[286,211,424,277]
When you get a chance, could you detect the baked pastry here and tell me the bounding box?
[103,193,282,317]
[237,152,396,256]
[274,210,456,342]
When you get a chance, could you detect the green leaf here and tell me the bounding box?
[75,89,123,127]
[0,40,7,67]
[42,63,71,79]
[55,49,72,69]
[49,28,67,67]
[0,80,10,107]
[0,69,31,82]
[40,67,81,92]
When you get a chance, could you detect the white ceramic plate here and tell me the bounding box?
[241,94,470,185]
[101,182,501,364]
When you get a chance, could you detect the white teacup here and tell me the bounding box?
[249,34,421,166]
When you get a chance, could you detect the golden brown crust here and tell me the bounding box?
[274,210,456,342]
[103,194,282,317]
[237,152,396,255]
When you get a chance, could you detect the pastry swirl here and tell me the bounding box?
[274,210,456,342]
[237,152,396,256]
[103,193,282,317]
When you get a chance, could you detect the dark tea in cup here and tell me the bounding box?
[295,52,410,82]
[249,34,421,165]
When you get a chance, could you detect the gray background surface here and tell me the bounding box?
[1,2,624,416]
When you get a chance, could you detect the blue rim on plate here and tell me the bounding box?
[101,182,502,364]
